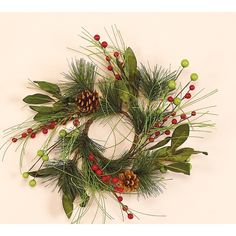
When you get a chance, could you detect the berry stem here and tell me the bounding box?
[27,157,41,172]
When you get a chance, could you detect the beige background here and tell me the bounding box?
[0,13,235,224]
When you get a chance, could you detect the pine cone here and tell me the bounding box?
[117,170,139,192]
[75,90,99,113]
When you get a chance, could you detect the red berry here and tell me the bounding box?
[128,213,134,219]
[42,128,48,134]
[154,122,160,128]
[102,175,111,182]
[184,92,191,99]
[172,119,177,124]
[12,138,17,143]
[91,164,98,171]
[155,131,160,136]
[88,153,95,162]
[180,114,187,120]
[114,51,119,57]
[171,112,176,117]
[117,196,123,202]
[73,119,80,127]
[115,74,121,80]
[149,137,155,142]
[101,41,108,48]
[51,121,57,126]
[49,124,55,129]
[21,132,27,138]
[165,130,171,135]
[105,56,111,61]
[27,128,33,134]
[167,96,174,102]
[107,65,113,71]
[48,121,56,129]
[191,111,196,116]
[30,133,36,138]
[122,205,128,211]
[114,187,124,193]
[96,169,103,175]
[112,177,119,184]
[189,85,195,90]
[94,34,100,41]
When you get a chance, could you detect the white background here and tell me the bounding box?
[0,12,235,225]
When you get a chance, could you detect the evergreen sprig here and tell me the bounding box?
[139,64,177,101]
[61,59,97,99]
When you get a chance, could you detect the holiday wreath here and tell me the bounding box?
[1,27,217,223]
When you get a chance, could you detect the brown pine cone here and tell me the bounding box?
[75,90,99,113]
[117,170,139,192]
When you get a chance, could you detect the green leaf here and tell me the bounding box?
[167,147,195,162]
[29,105,65,114]
[33,111,67,122]
[193,150,208,155]
[114,80,130,104]
[165,162,191,175]
[148,137,171,150]
[154,146,172,157]
[171,124,190,151]
[34,81,61,96]
[23,93,54,104]
[124,47,137,80]
[62,194,73,219]
[28,167,59,177]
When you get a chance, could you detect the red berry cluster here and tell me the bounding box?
[147,82,198,143]
[167,84,195,104]
[93,34,122,81]
[88,152,124,193]
[11,121,54,143]
[11,117,80,143]
[115,196,134,220]
[148,117,172,143]
[184,84,195,99]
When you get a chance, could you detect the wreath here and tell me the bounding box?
[1,27,216,223]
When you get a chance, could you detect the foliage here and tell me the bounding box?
[2,27,216,223]
[29,160,89,218]
[139,64,177,102]
[61,59,96,99]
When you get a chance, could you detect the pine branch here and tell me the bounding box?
[61,59,97,99]
[139,64,177,102]
[132,151,164,197]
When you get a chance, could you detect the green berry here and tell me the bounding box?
[173,97,181,106]
[42,154,49,162]
[181,59,189,68]
[22,172,29,179]
[160,166,167,173]
[37,150,44,157]
[190,73,198,81]
[168,80,176,90]
[29,179,36,187]
[59,129,67,137]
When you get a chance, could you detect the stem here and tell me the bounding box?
[83,118,94,135]
[28,157,41,172]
